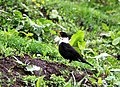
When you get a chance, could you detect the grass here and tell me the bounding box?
[0,0,120,86]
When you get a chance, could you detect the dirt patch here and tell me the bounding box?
[0,54,98,86]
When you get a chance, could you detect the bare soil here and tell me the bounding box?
[0,54,98,87]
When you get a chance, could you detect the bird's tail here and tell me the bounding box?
[78,58,93,67]
[85,61,93,67]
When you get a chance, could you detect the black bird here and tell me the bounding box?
[59,32,93,67]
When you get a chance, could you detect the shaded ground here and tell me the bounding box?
[0,54,99,87]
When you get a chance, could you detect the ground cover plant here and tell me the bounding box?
[0,0,120,86]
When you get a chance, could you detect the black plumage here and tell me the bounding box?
[59,32,93,67]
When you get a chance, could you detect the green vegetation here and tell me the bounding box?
[0,0,120,86]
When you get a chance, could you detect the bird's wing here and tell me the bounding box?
[62,43,80,57]
[62,43,88,61]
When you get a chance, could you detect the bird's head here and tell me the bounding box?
[54,31,69,44]
[59,32,69,44]
[60,32,68,38]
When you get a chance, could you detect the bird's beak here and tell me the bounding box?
[58,31,61,37]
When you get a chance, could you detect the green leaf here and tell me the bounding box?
[114,81,120,86]
[102,23,109,31]
[64,79,72,87]
[70,30,84,46]
[117,31,120,37]
[111,69,120,72]
[94,53,110,59]
[88,77,96,84]
[110,31,115,39]
[78,41,86,51]
[50,10,59,19]
[20,31,33,37]
[36,76,45,87]
[105,76,115,81]
[50,30,56,34]
[22,75,37,82]
[13,10,23,19]
[98,77,102,86]
[26,33,34,37]
[112,37,120,45]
